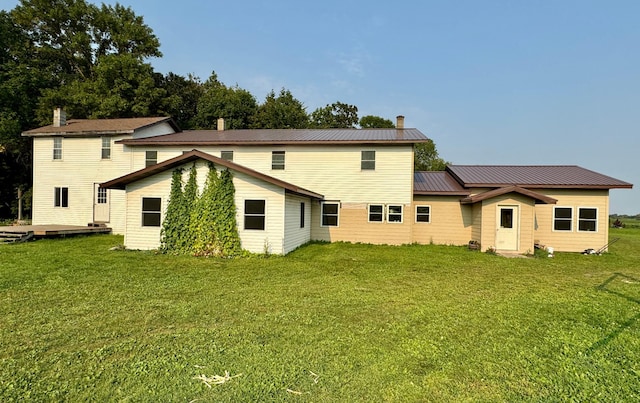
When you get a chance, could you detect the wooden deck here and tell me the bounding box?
[0,225,112,243]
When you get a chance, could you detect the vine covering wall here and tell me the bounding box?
[161,162,242,257]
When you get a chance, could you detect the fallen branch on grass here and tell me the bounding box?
[193,371,242,387]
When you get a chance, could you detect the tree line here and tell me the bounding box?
[0,0,446,220]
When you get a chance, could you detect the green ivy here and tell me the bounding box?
[162,162,242,257]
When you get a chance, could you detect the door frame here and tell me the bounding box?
[93,183,111,223]
[496,204,519,251]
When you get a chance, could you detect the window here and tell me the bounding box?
[101,137,111,159]
[244,200,266,230]
[142,197,161,227]
[388,205,403,223]
[97,187,108,204]
[500,208,514,229]
[300,202,305,228]
[272,151,285,170]
[53,138,62,160]
[361,150,376,170]
[321,202,339,226]
[221,151,233,161]
[416,206,431,223]
[54,187,68,207]
[145,151,157,167]
[554,207,572,231]
[368,204,384,222]
[578,208,598,232]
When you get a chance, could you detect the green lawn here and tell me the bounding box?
[1,230,639,402]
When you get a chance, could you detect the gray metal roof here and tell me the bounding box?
[119,128,430,145]
[446,165,633,189]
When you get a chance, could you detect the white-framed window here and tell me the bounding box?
[97,187,108,204]
[221,151,233,161]
[53,137,62,160]
[272,151,285,170]
[141,197,161,227]
[387,205,403,223]
[244,200,266,230]
[416,205,431,223]
[145,151,157,167]
[553,207,573,231]
[321,202,339,227]
[578,207,598,232]
[368,204,384,222]
[101,137,111,159]
[54,187,68,207]
[361,150,375,170]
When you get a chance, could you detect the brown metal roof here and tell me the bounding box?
[413,171,469,195]
[447,165,633,189]
[460,186,557,204]
[22,117,179,137]
[118,128,430,146]
[101,149,324,200]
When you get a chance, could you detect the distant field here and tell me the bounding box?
[1,230,639,401]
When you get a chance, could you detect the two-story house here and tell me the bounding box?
[23,109,632,255]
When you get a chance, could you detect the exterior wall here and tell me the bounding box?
[477,194,536,254]
[283,194,312,254]
[411,196,473,246]
[124,160,293,254]
[30,123,176,233]
[533,189,610,252]
[32,134,133,233]
[310,202,413,245]
[131,144,414,204]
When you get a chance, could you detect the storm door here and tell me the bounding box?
[496,205,519,250]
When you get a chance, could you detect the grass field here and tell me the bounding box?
[1,229,639,402]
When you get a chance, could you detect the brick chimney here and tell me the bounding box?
[53,107,66,127]
[217,118,225,131]
[396,115,405,129]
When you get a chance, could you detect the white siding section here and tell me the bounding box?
[235,172,286,254]
[283,194,312,254]
[130,144,414,203]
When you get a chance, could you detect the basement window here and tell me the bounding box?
[142,197,161,227]
[553,207,573,231]
[578,208,598,232]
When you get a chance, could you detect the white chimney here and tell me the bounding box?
[53,107,66,127]
[396,115,405,129]
[217,118,225,131]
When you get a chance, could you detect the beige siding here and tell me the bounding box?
[131,145,414,203]
[477,194,536,254]
[124,171,171,250]
[411,196,473,246]
[533,189,610,252]
[311,202,412,245]
[283,195,312,254]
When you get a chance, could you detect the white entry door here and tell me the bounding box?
[93,183,110,223]
[496,205,518,251]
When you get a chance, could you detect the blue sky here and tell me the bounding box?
[5,0,638,213]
